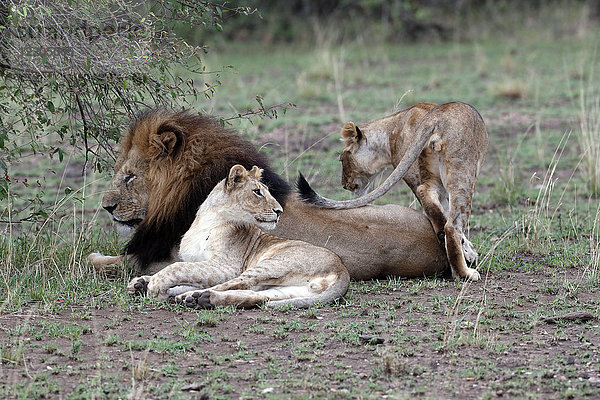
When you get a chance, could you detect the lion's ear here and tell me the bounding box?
[149,129,183,160]
[226,164,248,191]
[341,122,363,143]
[248,166,263,180]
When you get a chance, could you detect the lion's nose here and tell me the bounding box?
[274,208,282,216]
[103,204,117,214]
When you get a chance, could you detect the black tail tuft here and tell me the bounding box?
[296,173,319,204]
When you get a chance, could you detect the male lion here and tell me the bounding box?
[298,102,488,281]
[91,109,448,280]
[127,164,350,308]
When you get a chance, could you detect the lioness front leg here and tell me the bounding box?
[130,261,240,300]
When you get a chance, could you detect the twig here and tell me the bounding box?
[540,311,596,324]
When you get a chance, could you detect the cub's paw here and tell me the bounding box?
[461,237,479,267]
[451,267,481,282]
[176,290,214,309]
[127,276,151,296]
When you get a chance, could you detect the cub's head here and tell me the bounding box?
[339,121,382,196]
[220,165,283,230]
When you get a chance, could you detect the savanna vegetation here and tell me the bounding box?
[1,1,599,398]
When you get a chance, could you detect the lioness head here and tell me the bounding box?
[339,121,383,196]
[220,165,283,230]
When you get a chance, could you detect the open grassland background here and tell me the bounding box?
[1,2,600,399]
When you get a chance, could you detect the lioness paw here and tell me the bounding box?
[127,276,151,296]
[176,290,213,309]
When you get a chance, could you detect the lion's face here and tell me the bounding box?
[221,165,283,230]
[102,147,149,235]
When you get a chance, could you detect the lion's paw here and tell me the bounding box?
[127,276,151,296]
[461,237,478,267]
[175,290,214,309]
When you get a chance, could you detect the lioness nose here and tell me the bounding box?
[274,208,282,216]
[103,204,116,214]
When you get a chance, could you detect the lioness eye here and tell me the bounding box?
[252,188,263,197]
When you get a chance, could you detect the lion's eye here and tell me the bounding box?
[252,188,263,197]
[124,174,136,185]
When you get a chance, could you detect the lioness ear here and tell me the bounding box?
[149,127,184,160]
[341,122,363,143]
[248,166,263,180]
[226,164,248,191]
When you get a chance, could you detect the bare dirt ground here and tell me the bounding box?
[1,266,599,399]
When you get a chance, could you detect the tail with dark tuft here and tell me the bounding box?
[296,173,323,204]
[296,173,339,207]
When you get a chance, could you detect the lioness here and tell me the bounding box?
[127,164,350,308]
[90,110,448,280]
[299,102,488,281]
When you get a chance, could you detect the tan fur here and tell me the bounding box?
[326,102,488,280]
[91,109,449,281]
[126,165,350,309]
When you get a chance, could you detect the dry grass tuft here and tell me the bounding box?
[491,80,528,100]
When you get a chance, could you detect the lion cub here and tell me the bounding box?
[300,102,488,281]
[127,164,349,308]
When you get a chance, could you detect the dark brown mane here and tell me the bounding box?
[123,109,291,269]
